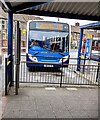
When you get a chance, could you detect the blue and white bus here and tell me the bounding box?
[26,20,70,68]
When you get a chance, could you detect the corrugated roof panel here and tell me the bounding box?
[32,2,99,17]
[95,9,99,17]
[76,2,90,15]
[63,3,74,13]
[88,4,97,16]
[54,2,63,12]
[49,2,59,12]
[43,3,51,11]
[76,3,87,15]
[88,5,98,16]
[68,3,81,14]
[48,2,60,12]
[63,3,73,13]
[82,3,97,15]
[77,3,91,15]
[59,3,67,13]
[90,8,98,16]
[39,3,46,11]
[34,4,45,11]
[34,3,50,11]
[49,2,57,12]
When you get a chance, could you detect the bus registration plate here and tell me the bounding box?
[44,65,53,67]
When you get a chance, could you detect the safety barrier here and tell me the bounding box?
[19,59,99,86]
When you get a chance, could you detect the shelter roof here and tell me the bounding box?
[80,22,100,30]
[1,1,100,21]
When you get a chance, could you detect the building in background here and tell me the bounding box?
[71,23,80,49]
[71,22,99,49]
[0,7,43,54]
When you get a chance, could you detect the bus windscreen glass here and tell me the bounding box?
[29,30,69,52]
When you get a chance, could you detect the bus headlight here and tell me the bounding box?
[59,56,69,63]
[32,57,38,62]
[28,54,38,62]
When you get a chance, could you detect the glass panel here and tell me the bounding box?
[29,30,69,52]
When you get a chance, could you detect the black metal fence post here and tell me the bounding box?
[77,54,81,71]
[60,58,63,87]
[96,58,100,85]
[18,28,21,88]
[83,54,86,74]
[5,58,8,95]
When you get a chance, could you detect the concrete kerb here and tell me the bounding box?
[19,83,98,89]
[1,81,99,97]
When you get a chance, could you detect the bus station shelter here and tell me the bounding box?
[0,1,100,94]
[77,22,100,70]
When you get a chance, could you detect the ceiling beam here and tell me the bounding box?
[12,2,47,13]
[5,2,12,11]
[0,0,10,11]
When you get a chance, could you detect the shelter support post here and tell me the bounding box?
[77,28,83,71]
[8,11,13,86]
[15,21,21,95]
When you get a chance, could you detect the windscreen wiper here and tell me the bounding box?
[34,52,39,56]
[59,52,65,56]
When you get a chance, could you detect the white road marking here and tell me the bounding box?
[45,87,56,90]
[66,88,78,91]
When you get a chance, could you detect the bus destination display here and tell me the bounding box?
[29,21,68,31]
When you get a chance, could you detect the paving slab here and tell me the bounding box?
[1,87,99,119]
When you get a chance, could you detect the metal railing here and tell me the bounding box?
[18,57,99,86]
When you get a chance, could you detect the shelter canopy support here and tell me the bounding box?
[77,22,100,70]
[77,28,84,71]
[8,10,13,86]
